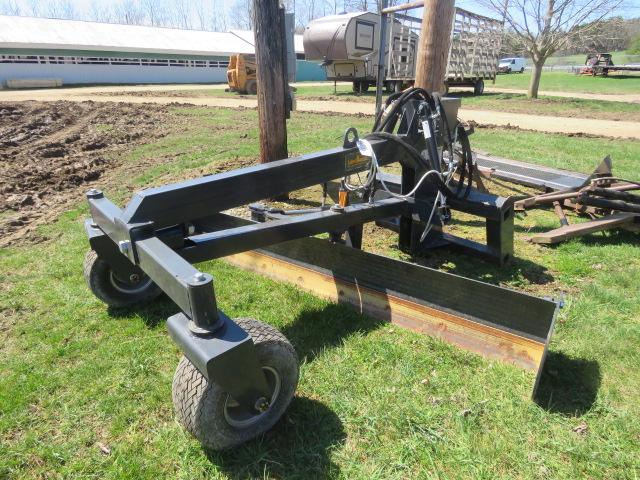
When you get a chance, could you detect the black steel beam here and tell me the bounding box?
[87,190,128,246]
[85,220,145,280]
[179,198,410,263]
[135,236,222,330]
[261,236,557,341]
[376,172,513,220]
[120,138,402,228]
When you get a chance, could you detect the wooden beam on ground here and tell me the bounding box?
[531,213,639,245]
[414,0,456,93]
[252,0,288,166]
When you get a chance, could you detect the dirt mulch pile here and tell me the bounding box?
[0,101,171,246]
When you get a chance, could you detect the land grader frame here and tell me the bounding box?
[83,88,557,450]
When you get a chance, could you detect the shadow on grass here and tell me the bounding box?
[282,303,385,362]
[271,197,324,209]
[602,74,640,81]
[206,304,381,477]
[108,301,371,477]
[534,351,601,416]
[405,245,554,286]
[208,396,345,479]
[570,229,639,247]
[107,295,176,329]
[451,217,553,235]
[532,227,639,249]
[513,222,564,235]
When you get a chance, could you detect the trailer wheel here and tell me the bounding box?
[384,81,394,93]
[473,79,485,95]
[83,250,161,308]
[172,318,299,451]
[245,79,257,95]
[352,81,369,93]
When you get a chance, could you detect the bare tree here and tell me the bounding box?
[44,0,78,19]
[114,0,145,25]
[211,0,228,31]
[89,1,114,23]
[343,0,401,12]
[483,0,623,98]
[171,0,193,29]
[0,0,20,15]
[229,0,253,29]
[141,0,167,26]
[59,0,77,19]
[28,0,40,16]
[194,0,209,30]
[296,0,317,28]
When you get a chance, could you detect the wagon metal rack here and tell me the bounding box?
[83,89,557,450]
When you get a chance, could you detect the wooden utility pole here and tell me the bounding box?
[252,0,288,165]
[414,0,456,93]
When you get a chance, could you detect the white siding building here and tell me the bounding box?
[0,15,325,87]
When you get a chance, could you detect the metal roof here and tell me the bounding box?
[0,15,305,57]
[229,29,305,54]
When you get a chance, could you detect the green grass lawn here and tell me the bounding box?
[491,71,640,94]
[451,92,640,122]
[1,107,639,479]
[296,71,640,96]
[138,83,640,122]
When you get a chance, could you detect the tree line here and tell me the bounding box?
[0,0,403,32]
[501,17,640,58]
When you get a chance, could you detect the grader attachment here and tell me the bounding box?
[83,88,557,450]
[226,236,556,375]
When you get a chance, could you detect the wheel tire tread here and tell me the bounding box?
[84,249,161,307]
[172,318,298,450]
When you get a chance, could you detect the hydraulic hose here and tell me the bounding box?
[365,131,457,200]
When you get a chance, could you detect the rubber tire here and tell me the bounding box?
[172,318,299,451]
[83,249,161,308]
[384,81,394,93]
[352,81,369,93]
[245,79,257,95]
[506,68,511,74]
[520,67,525,73]
[474,79,485,95]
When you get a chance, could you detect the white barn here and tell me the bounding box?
[0,15,324,87]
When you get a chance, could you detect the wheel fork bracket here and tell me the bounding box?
[167,312,272,409]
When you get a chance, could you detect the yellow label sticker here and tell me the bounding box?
[345,152,369,172]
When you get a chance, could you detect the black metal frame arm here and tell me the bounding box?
[179,198,410,263]
[84,135,424,412]
[84,117,518,413]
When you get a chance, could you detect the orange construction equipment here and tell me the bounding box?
[226,54,258,94]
